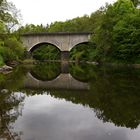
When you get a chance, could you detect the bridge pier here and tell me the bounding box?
[61,51,69,61]
[61,61,69,73]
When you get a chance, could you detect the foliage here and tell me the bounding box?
[17,0,140,63]
[18,24,49,33]
[0,0,25,65]
[112,11,140,62]
[0,0,21,31]
[48,15,90,32]
[130,0,140,7]
[70,43,96,62]
[32,44,61,60]
[0,54,4,66]
[0,36,25,63]
[4,36,25,59]
[92,0,140,63]
[0,21,6,33]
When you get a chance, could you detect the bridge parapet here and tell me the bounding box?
[21,32,92,36]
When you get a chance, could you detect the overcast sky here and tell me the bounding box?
[8,0,116,25]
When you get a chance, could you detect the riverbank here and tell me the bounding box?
[1,59,140,74]
[21,59,140,68]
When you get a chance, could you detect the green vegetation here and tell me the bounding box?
[0,0,140,64]
[0,54,4,66]
[93,0,140,63]
[0,0,25,66]
[32,44,61,61]
[18,24,48,33]
[70,43,96,62]
[18,0,140,64]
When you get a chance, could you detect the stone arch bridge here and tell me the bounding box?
[21,32,92,60]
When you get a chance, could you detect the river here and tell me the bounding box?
[0,62,140,140]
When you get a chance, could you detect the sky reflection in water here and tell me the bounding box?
[0,62,140,140]
[12,93,140,140]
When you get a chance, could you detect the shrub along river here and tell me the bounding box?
[0,62,140,140]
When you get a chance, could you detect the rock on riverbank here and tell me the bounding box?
[0,65,13,74]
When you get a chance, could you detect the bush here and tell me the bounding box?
[32,44,61,60]
[4,37,25,60]
[0,55,4,66]
[0,36,25,64]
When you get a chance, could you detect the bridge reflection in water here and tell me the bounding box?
[23,62,90,90]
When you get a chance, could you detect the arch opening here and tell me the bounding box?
[30,42,61,61]
[70,42,95,62]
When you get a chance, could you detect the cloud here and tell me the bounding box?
[8,0,116,25]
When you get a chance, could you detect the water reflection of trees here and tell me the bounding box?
[0,65,28,91]
[69,63,96,82]
[93,67,140,129]
[66,62,100,82]
[29,62,97,82]
[1,63,140,131]
[30,62,61,81]
[48,66,140,129]
[0,91,25,139]
[0,66,27,139]
[20,63,140,129]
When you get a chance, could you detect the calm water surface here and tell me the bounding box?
[0,62,140,140]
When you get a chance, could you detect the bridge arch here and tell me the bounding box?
[28,42,61,52]
[69,41,90,51]
[29,42,61,60]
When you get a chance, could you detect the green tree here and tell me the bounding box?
[32,44,61,61]
[0,0,20,32]
[93,0,140,63]
[18,24,48,33]
[112,9,140,62]
[130,0,140,7]
[0,0,25,65]
[16,0,140,64]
